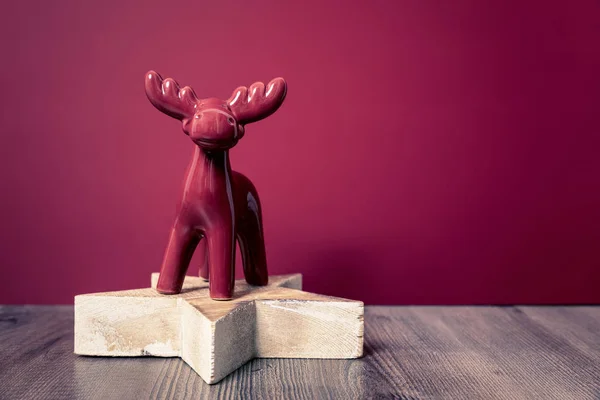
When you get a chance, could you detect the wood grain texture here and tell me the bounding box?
[1,305,599,399]
[74,274,363,384]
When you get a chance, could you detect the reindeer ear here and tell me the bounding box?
[181,117,192,135]
[145,71,198,120]
[228,78,287,125]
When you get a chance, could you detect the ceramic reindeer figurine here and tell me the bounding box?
[145,71,287,300]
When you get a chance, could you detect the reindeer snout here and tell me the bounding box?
[190,110,238,148]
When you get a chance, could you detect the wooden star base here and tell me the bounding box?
[74,273,364,384]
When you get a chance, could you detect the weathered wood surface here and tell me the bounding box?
[1,305,599,399]
[74,274,363,384]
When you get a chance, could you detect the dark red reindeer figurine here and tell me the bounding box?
[145,71,287,300]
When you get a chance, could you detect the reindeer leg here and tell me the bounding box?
[157,222,200,294]
[237,221,268,286]
[197,238,209,282]
[232,172,268,286]
[205,219,236,300]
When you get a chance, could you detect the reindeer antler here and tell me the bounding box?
[145,71,199,120]
[228,78,287,125]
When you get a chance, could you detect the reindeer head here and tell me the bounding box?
[145,71,287,150]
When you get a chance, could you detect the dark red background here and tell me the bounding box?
[1,1,599,305]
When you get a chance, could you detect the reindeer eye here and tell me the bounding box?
[227,117,235,125]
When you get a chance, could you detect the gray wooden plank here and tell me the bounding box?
[1,305,599,399]
[519,306,600,355]
[387,306,600,399]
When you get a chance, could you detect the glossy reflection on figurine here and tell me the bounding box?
[145,70,287,300]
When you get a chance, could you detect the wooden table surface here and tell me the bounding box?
[0,305,598,399]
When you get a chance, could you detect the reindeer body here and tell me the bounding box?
[145,71,286,300]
